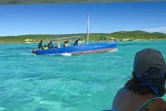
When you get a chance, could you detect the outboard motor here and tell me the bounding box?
[32,48,37,54]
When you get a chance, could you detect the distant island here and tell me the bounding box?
[0,30,166,44]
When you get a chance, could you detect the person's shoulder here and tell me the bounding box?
[151,97,166,111]
[115,88,125,96]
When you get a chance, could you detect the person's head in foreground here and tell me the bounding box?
[109,48,166,111]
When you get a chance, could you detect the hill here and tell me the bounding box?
[0,30,166,43]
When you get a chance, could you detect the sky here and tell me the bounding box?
[0,1,166,36]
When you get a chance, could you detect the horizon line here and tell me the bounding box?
[0,30,166,37]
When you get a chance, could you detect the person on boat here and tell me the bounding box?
[38,40,43,49]
[48,41,54,48]
[56,40,61,48]
[105,48,166,111]
[74,38,81,46]
[63,41,70,47]
[43,45,48,50]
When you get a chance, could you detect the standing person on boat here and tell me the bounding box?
[106,48,166,111]
[74,38,81,46]
[56,40,61,48]
[38,40,43,49]
[48,41,54,48]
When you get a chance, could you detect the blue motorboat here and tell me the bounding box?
[32,41,117,55]
[32,13,118,55]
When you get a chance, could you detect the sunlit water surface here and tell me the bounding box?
[0,40,166,111]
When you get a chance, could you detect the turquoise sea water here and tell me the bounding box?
[0,40,166,111]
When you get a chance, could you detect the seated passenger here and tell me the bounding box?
[38,40,43,49]
[63,41,70,47]
[48,41,53,48]
[74,38,81,46]
[43,45,48,50]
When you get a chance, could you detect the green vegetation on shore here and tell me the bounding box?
[0,30,166,43]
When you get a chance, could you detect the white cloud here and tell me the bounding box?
[143,26,166,33]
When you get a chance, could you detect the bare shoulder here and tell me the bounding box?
[113,88,124,101]
[151,98,166,111]
[114,88,125,98]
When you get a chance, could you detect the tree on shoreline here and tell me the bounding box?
[0,30,166,43]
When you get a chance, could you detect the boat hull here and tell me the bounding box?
[32,41,117,55]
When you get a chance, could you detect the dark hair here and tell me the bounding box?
[64,41,68,43]
[124,71,166,96]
